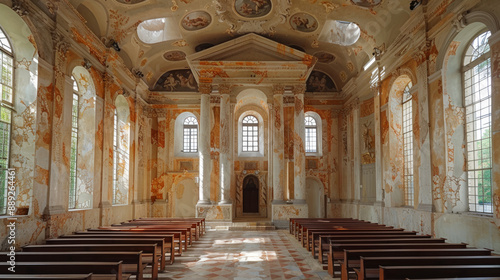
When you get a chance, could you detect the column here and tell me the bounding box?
[353,105,361,202]
[219,85,231,204]
[197,83,212,205]
[272,85,285,203]
[373,87,384,205]
[293,84,306,203]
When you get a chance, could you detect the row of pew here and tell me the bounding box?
[289,218,500,280]
[1,217,205,280]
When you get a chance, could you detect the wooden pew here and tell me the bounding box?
[340,248,493,280]
[297,222,386,242]
[0,274,93,279]
[94,226,192,249]
[356,255,500,280]
[379,265,500,280]
[289,218,357,234]
[129,219,205,237]
[0,251,144,280]
[135,218,206,235]
[406,278,500,280]
[45,238,166,271]
[315,231,421,262]
[0,261,126,280]
[327,243,468,277]
[59,234,176,264]
[22,244,158,280]
[118,222,199,241]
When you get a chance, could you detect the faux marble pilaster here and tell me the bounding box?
[293,85,307,205]
[489,30,500,221]
[353,106,361,203]
[219,88,231,204]
[374,92,384,205]
[197,83,212,206]
[415,62,433,211]
[272,85,285,203]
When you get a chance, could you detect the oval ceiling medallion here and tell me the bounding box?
[351,0,382,8]
[163,51,186,61]
[235,0,272,18]
[314,52,336,63]
[181,11,212,31]
[290,13,318,32]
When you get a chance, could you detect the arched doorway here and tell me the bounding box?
[243,175,259,213]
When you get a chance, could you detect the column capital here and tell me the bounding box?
[292,84,306,95]
[199,83,213,94]
[218,84,232,95]
[272,84,285,95]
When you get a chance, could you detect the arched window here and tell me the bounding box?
[242,115,259,152]
[183,116,198,153]
[69,77,79,209]
[402,82,414,206]
[463,31,492,213]
[112,109,119,204]
[0,27,13,215]
[305,116,317,153]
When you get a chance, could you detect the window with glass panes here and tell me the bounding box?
[112,109,119,204]
[69,78,79,209]
[242,115,258,152]
[464,31,492,213]
[0,27,13,215]
[305,116,317,153]
[183,116,198,153]
[402,82,414,206]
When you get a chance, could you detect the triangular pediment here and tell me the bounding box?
[187,33,317,86]
[188,33,314,62]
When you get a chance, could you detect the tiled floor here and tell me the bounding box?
[157,230,335,280]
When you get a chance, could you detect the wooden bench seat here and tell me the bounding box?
[379,265,500,280]
[289,218,358,234]
[327,243,468,277]
[134,218,205,235]
[0,274,93,279]
[0,251,144,279]
[22,244,158,280]
[0,261,128,280]
[356,255,500,280]
[64,233,177,260]
[339,248,493,280]
[123,221,201,240]
[94,226,193,248]
[45,238,166,271]
[84,229,188,252]
[316,232,425,262]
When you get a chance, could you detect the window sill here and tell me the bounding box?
[68,208,92,212]
[0,214,28,219]
[461,211,494,218]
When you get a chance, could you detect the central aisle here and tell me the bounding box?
[158,230,334,280]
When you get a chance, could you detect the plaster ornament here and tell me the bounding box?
[235,0,272,18]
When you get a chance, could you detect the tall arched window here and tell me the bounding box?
[463,31,492,213]
[183,116,198,153]
[69,77,79,209]
[112,109,119,204]
[305,116,317,153]
[242,115,259,152]
[402,82,414,206]
[0,27,13,215]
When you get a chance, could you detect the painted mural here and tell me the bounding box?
[235,0,272,18]
[181,11,211,31]
[163,51,186,61]
[154,70,198,91]
[351,0,382,8]
[306,71,336,92]
[290,13,318,32]
[314,52,336,63]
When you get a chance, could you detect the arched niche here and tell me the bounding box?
[306,177,325,218]
[113,94,131,205]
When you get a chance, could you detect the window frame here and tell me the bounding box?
[242,115,259,153]
[182,116,198,153]
[402,82,414,207]
[305,112,322,157]
[462,30,493,214]
[305,115,318,154]
[68,77,79,209]
[0,27,13,216]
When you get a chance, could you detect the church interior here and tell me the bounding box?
[1,0,500,278]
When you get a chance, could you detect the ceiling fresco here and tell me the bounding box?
[70,0,412,92]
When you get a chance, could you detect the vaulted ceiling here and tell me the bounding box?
[69,0,412,92]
